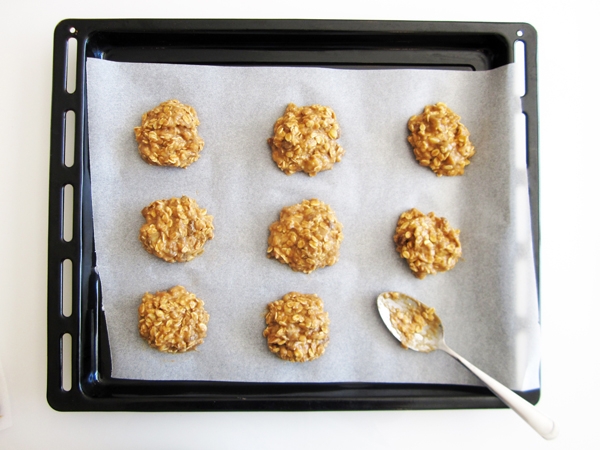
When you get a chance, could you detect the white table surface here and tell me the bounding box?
[1,1,597,448]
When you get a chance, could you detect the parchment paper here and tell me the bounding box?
[86,58,541,390]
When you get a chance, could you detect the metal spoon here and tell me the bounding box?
[377,292,558,440]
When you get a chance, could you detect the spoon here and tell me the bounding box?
[377,292,558,440]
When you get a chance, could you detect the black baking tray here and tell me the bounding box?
[48,19,539,412]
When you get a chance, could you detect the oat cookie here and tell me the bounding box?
[134,99,204,168]
[138,285,209,353]
[139,196,214,263]
[263,292,330,362]
[268,103,345,176]
[267,198,343,274]
[393,208,461,279]
[407,102,475,176]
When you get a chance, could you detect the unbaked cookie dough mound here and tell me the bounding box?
[267,198,343,274]
[134,99,204,168]
[407,102,475,176]
[393,208,462,279]
[139,196,214,263]
[263,292,330,362]
[268,103,345,176]
[138,285,209,353]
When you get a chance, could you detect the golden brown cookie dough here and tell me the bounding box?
[139,196,214,263]
[267,198,343,274]
[138,285,209,353]
[407,102,475,176]
[263,292,330,362]
[268,103,345,176]
[393,208,461,279]
[134,99,204,168]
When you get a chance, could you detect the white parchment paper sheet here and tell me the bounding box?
[86,58,540,390]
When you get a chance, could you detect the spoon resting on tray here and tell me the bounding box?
[377,292,558,440]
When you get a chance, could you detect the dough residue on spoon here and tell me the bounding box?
[380,292,441,352]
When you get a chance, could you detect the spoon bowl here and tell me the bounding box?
[377,291,558,440]
[377,292,442,353]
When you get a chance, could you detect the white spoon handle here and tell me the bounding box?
[440,344,558,440]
